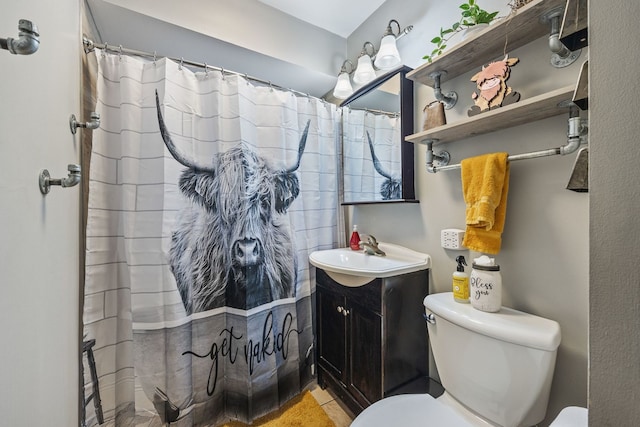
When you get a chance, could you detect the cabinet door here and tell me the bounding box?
[317,287,347,384]
[347,300,382,406]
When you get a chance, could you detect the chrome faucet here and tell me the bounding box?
[361,235,386,256]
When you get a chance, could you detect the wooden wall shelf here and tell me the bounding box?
[406,85,574,145]
[407,0,567,87]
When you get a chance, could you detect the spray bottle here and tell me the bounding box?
[452,255,469,303]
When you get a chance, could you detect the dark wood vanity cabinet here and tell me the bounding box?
[315,268,430,415]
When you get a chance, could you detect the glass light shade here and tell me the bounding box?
[374,34,401,69]
[332,72,353,99]
[353,55,377,85]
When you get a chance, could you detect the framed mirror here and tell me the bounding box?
[340,65,417,205]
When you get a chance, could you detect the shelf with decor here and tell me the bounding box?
[407,0,567,87]
[404,0,588,173]
[406,85,574,146]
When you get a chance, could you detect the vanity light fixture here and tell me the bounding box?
[374,19,413,70]
[331,19,413,100]
[333,60,355,99]
[352,42,377,85]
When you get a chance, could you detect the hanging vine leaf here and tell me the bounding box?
[422,0,499,63]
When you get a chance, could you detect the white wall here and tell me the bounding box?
[348,1,588,425]
[0,0,80,425]
[86,0,346,97]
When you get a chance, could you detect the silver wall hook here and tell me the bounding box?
[39,164,81,195]
[70,112,100,134]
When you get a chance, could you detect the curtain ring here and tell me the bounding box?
[204,63,209,76]
[102,42,108,58]
[179,57,184,70]
[269,81,273,92]
[220,67,225,80]
[118,45,123,61]
[153,51,157,66]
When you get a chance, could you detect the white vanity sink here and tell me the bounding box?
[309,243,431,287]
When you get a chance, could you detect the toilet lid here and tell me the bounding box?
[351,394,475,427]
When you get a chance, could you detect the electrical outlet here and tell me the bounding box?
[441,228,465,250]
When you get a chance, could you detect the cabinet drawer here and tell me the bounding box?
[316,269,382,314]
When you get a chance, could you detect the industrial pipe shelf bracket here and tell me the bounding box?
[540,7,581,68]
[429,71,458,110]
[423,139,451,173]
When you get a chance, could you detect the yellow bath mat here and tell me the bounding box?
[222,390,336,427]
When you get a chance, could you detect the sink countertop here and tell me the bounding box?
[309,243,431,287]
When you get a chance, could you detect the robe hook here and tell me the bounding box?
[39,164,81,195]
[70,112,100,134]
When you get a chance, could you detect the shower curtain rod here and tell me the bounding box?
[347,106,399,117]
[82,37,326,101]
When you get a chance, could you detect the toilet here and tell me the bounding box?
[548,406,588,426]
[351,292,562,427]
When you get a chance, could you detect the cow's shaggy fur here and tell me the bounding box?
[156,91,309,313]
[168,145,299,313]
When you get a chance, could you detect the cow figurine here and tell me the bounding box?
[366,132,401,200]
[155,91,309,313]
[468,55,520,117]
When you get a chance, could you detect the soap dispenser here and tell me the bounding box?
[452,255,469,303]
[349,225,361,251]
[469,255,502,312]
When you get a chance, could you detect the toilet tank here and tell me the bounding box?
[424,292,561,427]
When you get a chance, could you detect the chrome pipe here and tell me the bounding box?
[429,71,458,110]
[1,19,39,55]
[39,164,81,195]
[427,148,562,173]
[423,103,588,173]
[70,112,100,134]
[540,7,580,68]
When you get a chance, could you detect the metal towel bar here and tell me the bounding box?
[428,147,562,173]
[423,106,588,173]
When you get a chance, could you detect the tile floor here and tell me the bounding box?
[309,384,355,427]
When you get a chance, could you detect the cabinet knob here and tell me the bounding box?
[336,306,349,316]
[337,306,343,314]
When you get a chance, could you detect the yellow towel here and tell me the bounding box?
[461,152,510,254]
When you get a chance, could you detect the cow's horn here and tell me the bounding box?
[366,131,393,179]
[285,119,311,173]
[155,90,215,173]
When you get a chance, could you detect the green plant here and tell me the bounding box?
[423,0,499,63]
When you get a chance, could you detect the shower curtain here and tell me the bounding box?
[342,108,402,202]
[82,50,339,426]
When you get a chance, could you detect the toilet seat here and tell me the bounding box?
[351,394,475,427]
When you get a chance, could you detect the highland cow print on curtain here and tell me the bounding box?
[82,50,339,426]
